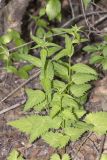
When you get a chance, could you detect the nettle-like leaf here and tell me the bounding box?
[83,45,98,52]
[101,58,107,70]
[53,80,66,92]
[47,46,62,57]
[12,53,42,67]
[85,112,107,134]
[50,153,60,160]
[90,55,104,64]
[7,149,24,160]
[46,0,61,20]
[71,63,97,75]
[50,93,62,117]
[24,89,46,111]
[53,61,69,80]
[8,116,61,143]
[62,94,79,110]
[70,84,91,97]
[65,34,74,57]
[50,154,70,160]
[64,121,93,141]
[43,131,69,148]
[72,73,97,84]
[62,154,70,160]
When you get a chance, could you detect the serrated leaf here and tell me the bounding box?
[7,149,19,160]
[65,35,74,57]
[61,109,76,123]
[50,93,62,117]
[40,49,47,67]
[101,58,107,70]
[62,94,79,110]
[46,0,61,20]
[31,35,59,48]
[85,112,107,134]
[70,84,91,97]
[24,89,46,111]
[43,131,69,148]
[90,55,104,64]
[50,154,60,160]
[62,154,70,160]
[64,122,92,141]
[83,45,97,52]
[71,63,97,75]
[47,46,61,57]
[101,154,107,160]
[53,61,69,80]
[13,53,41,67]
[54,49,67,60]
[72,73,97,84]
[53,80,66,92]
[8,116,61,143]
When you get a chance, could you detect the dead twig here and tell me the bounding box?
[68,0,75,18]
[61,11,107,27]
[97,134,106,160]
[0,69,40,103]
[73,132,93,159]
[0,99,26,115]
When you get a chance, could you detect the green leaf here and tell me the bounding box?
[70,84,91,97]
[64,122,92,141]
[83,0,91,9]
[31,35,59,48]
[43,131,69,148]
[53,80,66,92]
[83,45,97,52]
[0,32,12,44]
[40,49,47,67]
[54,49,67,60]
[61,109,76,122]
[71,63,97,75]
[50,154,60,160]
[101,58,107,70]
[50,93,62,117]
[39,8,46,17]
[90,55,104,64]
[62,94,79,110]
[8,116,61,143]
[24,89,46,111]
[46,0,61,20]
[85,112,107,134]
[65,35,74,57]
[47,46,61,57]
[72,73,97,84]
[103,46,107,57]
[53,61,69,80]
[100,154,107,160]
[12,53,41,67]
[7,149,19,160]
[5,66,17,74]
[62,154,70,160]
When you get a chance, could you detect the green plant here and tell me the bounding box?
[83,39,107,70]
[7,149,24,160]
[5,26,107,160]
[50,153,70,160]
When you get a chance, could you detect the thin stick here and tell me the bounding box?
[62,11,107,27]
[0,99,26,115]
[80,0,89,28]
[0,69,40,103]
[68,0,75,18]
[97,134,106,160]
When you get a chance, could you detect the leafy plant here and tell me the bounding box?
[50,153,70,160]
[83,39,107,70]
[5,26,107,160]
[8,26,97,148]
[7,149,24,160]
